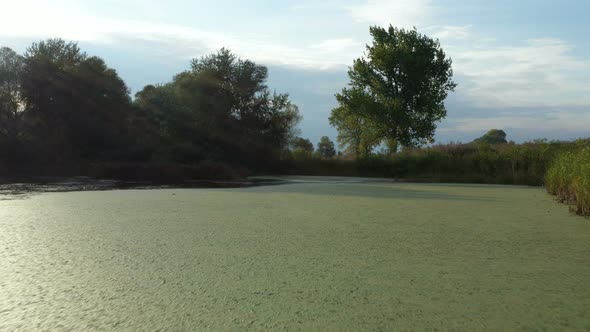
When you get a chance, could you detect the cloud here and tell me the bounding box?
[435,104,590,142]
[311,38,360,52]
[0,0,360,70]
[432,25,472,41]
[0,1,434,71]
[452,38,590,109]
[443,108,590,133]
[346,0,434,28]
[2,0,588,141]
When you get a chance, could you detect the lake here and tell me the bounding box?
[1,178,589,330]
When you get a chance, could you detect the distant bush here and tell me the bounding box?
[545,140,590,216]
[274,155,357,177]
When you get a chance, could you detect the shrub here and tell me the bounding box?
[89,161,245,182]
[546,141,590,216]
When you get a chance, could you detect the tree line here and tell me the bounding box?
[1,26,461,179]
[0,40,303,175]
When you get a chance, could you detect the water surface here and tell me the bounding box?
[1,179,589,330]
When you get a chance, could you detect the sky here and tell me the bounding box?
[0,0,589,144]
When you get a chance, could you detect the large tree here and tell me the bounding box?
[21,39,132,160]
[135,48,301,165]
[334,26,456,152]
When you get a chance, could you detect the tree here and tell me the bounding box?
[317,136,336,158]
[335,26,456,152]
[21,38,132,160]
[67,56,133,158]
[329,105,380,159]
[473,129,508,145]
[292,137,314,153]
[190,48,268,122]
[134,48,301,165]
[256,92,301,151]
[0,47,26,145]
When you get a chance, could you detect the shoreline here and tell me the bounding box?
[0,176,289,196]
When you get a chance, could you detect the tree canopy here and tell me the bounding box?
[0,40,302,173]
[292,137,314,153]
[317,136,336,158]
[21,39,133,160]
[473,129,508,145]
[329,105,381,158]
[332,26,456,154]
[134,48,301,166]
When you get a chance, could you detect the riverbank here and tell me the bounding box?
[0,176,287,197]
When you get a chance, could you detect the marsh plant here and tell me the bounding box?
[280,139,579,187]
[545,140,590,216]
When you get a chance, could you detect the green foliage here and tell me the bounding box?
[317,136,336,159]
[334,26,456,150]
[545,140,590,216]
[473,129,508,145]
[329,105,380,158]
[275,154,357,176]
[277,140,576,186]
[0,40,301,179]
[292,137,314,153]
[90,160,245,182]
[134,48,301,168]
[20,39,133,161]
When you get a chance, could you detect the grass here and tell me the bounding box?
[278,140,579,186]
[1,179,589,330]
[545,141,590,216]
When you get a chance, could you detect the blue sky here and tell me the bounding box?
[1,0,588,144]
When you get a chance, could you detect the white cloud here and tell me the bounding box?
[346,0,434,28]
[311,38,360,52]
[0,0,360,70]
[442,109,590,133]
[452,38,590,109]
[433,25,472,41]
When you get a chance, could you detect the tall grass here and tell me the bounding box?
[545,141,590,216]
[278,140,576,186]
